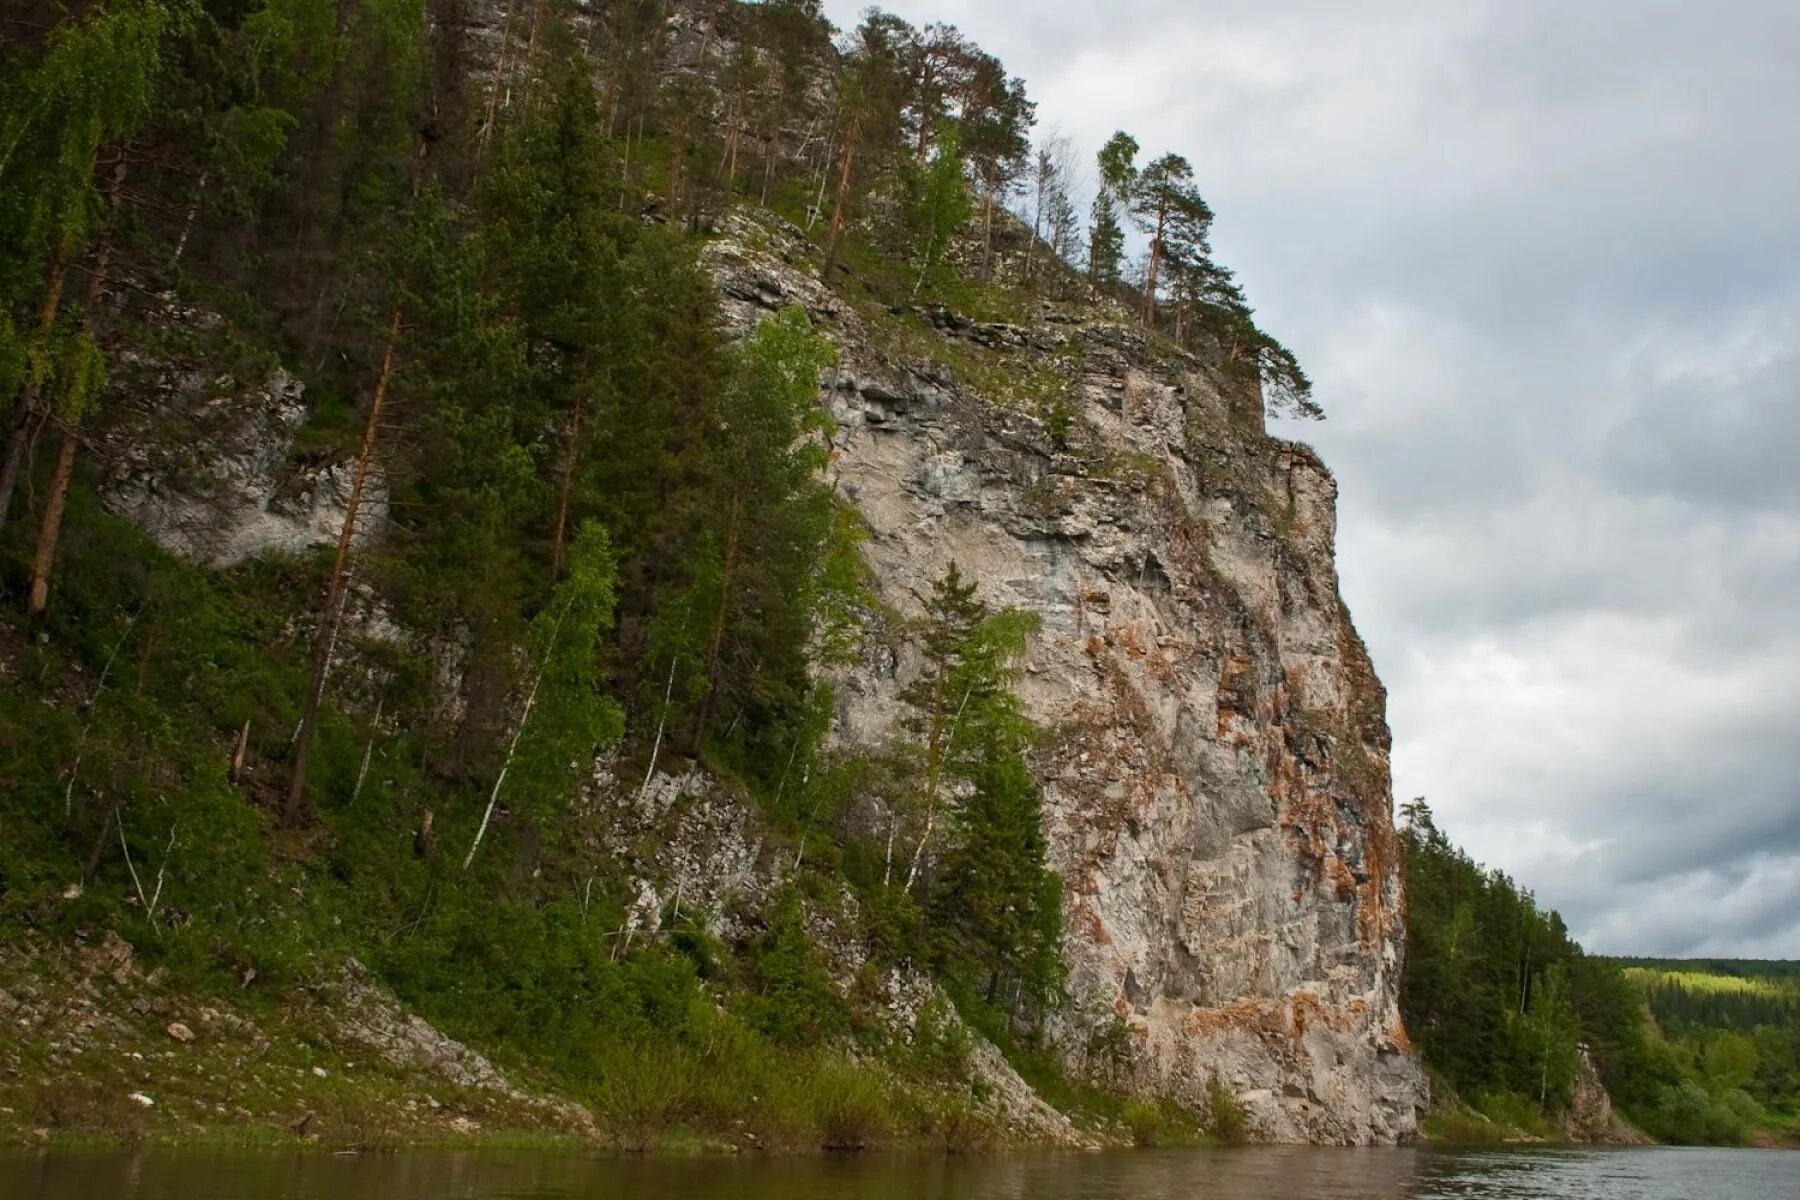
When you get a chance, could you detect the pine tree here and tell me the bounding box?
[932,753,1065,1022]
[1130,152,1212,327]
[645,305,837,756]
[1087,130,1137,294]
[820,12,909,279]
[955,52,1033,280]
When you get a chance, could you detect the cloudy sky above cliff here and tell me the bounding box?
[822,0,1800,957]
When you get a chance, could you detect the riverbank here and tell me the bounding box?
[0,929,1216,1155]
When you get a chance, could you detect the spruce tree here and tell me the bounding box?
[1087,130,1137,294]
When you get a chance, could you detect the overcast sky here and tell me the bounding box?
[821,0,1800,958]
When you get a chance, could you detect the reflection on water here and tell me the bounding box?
[0,1145,1795,1199]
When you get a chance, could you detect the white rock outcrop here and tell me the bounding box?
[95,297,385,567]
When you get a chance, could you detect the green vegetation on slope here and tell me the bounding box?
[0,0,1294,1150]
[1612,961,1800,1142]
[1401,801,1795,1145]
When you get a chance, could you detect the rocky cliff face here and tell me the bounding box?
[705,213,1424,1144]
[93,205,1425,1145]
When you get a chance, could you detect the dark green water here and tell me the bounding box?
[1,1146,1794,1199]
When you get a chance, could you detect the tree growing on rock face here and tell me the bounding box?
[1130,151,1212,327]
[1087,130,1137,294]
[898,20,973,164]
[463,521,623,871]
[0,0,176,537]
[1023,132,1081,290]
[820,10,909,279]
[931,751,1065,1023]
[891,563,1061,1026]
[743,0,832,204]
[642,304,839,759]
[1178,256,1323,421]
[954,50,1033,280]
[902,130,972,297]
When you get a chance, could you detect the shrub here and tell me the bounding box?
[1123,1098,1165,1147]
[739,886,848,1047]
[808,1057,892,1150]
[1207,1076,1250,1145]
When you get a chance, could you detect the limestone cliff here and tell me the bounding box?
[88,201,1425,1141]
[704,211,1424,1143]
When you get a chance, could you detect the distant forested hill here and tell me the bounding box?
[1614,959,1800,1039]
[1400,802,1800,1145]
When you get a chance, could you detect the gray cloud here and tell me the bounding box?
[824,0,1800,955]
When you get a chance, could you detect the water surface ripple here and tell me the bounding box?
[1,1145,1795,1199]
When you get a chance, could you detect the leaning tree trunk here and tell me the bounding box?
[285,309,401,825]
[821,109,860,279]
[27,158,127,617]
[25,431,78,617]
[0,235,75,530]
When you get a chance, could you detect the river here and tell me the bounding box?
[1,1145,1795,1198]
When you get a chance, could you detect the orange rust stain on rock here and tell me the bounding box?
[1079,906,1112,947]
[1114,620,1150,659]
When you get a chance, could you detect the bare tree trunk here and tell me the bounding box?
[905,685,973,892]
[26,158,125,617]
[462,600,568,871]
[883,814,898,887]
[821,113,860,279]
[0,236,74,529]
[520,0,548,111]
[285,308,401,825]
[636,655,678,802]
[718,96,742,190]
[980,165,999,281]
[170,172,208,269]
[1142,207,1167,326]
[26,430,78,616]
[477,0,522,156]
[351,695,383,802]
[229,720,252,785]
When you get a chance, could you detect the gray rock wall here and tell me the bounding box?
[93,209,1426,1144]
[708,213,1425,1144]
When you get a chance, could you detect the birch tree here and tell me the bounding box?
[464,522,623,870]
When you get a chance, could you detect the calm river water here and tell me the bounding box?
[1,1145,1795,1199]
